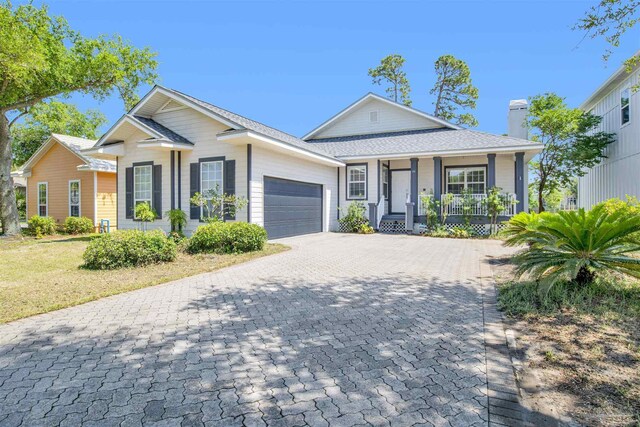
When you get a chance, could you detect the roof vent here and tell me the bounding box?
[369,111,379,123]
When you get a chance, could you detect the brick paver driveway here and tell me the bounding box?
[0,233,517,427]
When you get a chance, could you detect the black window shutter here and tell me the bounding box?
[190,162,200,220]
[153,164,162,219]
[125,167,133,219]
[224,160,236,220]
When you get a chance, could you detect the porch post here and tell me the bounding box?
[433,157,442,202]
[410,158,419,216]
[487,153,496,190]
[515,152,525,213]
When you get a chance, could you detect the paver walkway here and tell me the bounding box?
[0,233,523,426]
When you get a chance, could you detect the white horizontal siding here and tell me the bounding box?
[117,108,247,235]
[314,98,442,139]
[251,145,338,232]
[153,108,247,234]
[579,68,640,208]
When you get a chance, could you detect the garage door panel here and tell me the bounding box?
[264,177,322,239]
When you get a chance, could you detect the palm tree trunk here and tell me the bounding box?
[0,114,21,235]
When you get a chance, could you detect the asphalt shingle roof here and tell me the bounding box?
[163,87,336,159]
[131,116,193,144]
[52,134,116,172]
[306,128,541,158]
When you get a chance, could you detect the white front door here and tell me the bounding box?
[391,170,411,214]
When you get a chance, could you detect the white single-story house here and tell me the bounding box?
[86,85,543,238]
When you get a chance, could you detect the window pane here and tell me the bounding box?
[469,183,485,193]
[70,182,80,205]
[447,184,464,194]
[38,184,46,204]
[447,169,465,184]
[622,105,630,125]
[70,205,80,217]
[349,182,365,198]
[39,206,47,216]
[201,161,223,195]
[621,89,630,107]
[134,166,152,201]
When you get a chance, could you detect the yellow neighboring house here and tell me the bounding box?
[12,133,117,231]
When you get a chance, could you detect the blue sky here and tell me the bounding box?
[35,0,639,138]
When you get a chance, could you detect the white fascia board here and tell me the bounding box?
[336,144,545,161]
[76,165,116,173]
[83,142,125,157]
[11,170,31,178]
[218,130,344,167]
[136,140,194,150]
[303,93,461,140]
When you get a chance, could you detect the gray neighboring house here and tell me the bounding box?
[86,87,542,238]
[578,61,640,208]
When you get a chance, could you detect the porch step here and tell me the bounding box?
[378,219,407,234]
[382,214,404,221]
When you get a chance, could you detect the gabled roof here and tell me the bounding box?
[100,85,339,165]
[303,92,462,140]
[158,87,336,160]
[17,134,115,174]
[307,128,543,159]
[130,116,192,144]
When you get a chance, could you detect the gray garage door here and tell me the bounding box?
[264,177,323,239]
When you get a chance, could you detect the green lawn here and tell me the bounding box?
[0,235,288,324]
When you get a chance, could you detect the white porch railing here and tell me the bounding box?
[375,196,385,228]
[418,193,517,217]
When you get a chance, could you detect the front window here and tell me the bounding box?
[621,87,630,126]
[347,164,367,199]
[133,165,152,218]
[38,182,48,216]
[69,180,80,217]
[382,165,389,199]
[200,160,224,218]
[446,167,486,194]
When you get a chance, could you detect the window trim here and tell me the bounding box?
[133,163,153,219]
[199,157,225,219]
[346,163,368,201]
[382,163,389,199]
[621,86,631,127]
[68,179,81,217]
[37,182,48,217]
[444,165,487,194]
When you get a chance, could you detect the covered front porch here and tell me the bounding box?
[338,151,530,234]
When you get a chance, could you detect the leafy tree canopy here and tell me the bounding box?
[527,93,615,212]
[11,100,106,167]
[0,1,158,236]
[368,54,412,106]
[430,54,479,127]
[575,0,640,66]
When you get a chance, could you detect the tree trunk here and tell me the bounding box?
[537,179,545,213]
[0,114,21,236]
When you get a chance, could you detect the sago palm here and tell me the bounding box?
[509,205,640,291]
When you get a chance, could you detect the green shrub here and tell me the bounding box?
[187,222,267,254]
[338,201,370,233]
[82,229,176,270]
[449,226,472,239]
[64,216,94,234]
[506,205,640,293]
[27,215,57,237]
[357,224,375,234]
